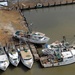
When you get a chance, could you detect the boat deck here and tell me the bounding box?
[20,44,32,59]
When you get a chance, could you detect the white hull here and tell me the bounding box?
[9,56,20,66]
[0,61,9,71]
[41,55,75,68]
[5,47,20,67]
[13,31,50,44]
[22,37,49,44]
[0,55,9,71]
[21,57,33,69]
[18,44,34,69]
[41,41,75,68]
[0,2,8,7]
[0,45,9,71]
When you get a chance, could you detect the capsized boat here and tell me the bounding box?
[41,41,75,67]
[0,44,9,71]
[5,44,20,66]
[13,30,50,44]
[17,44,33,69]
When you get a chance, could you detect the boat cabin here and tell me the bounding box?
[31,32,45,40]
[0,0,8,7]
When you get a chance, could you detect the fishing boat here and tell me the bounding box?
[40,41,75,67]
[0,44,9,71]
[5,44,20,67]
[17,44,33,69]
[13,30,50,44]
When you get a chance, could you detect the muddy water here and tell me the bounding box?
[23,5,75,44]
[1,5,75,75]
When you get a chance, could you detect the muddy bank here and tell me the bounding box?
[0,9,28,46]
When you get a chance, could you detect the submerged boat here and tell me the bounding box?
[17,44,33,69]
[13,30,50,44]
[0,44,9,71]
[5,44,20,66]
[41,41,75,67]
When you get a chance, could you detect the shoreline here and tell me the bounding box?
[0,8,28,46]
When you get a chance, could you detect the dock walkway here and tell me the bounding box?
[29,44,40,61]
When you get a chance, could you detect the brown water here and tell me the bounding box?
[23,5,75,44]
[1,5,75,75]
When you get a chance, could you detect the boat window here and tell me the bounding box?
[0,61,5,63]
[15,31,20,35]
[39,37,43,39]
[13,58,17,60]
[24,58,31,60]
[68,56,73,59]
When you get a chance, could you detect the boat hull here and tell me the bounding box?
[0,59,9,71]
[21,57,33,69]
[14,35,49,44]
[9,56,20,66]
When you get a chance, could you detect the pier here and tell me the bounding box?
[29,44,40,61]
[9,0,75,10]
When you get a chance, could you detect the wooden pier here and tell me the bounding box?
[29,44,40,61]
[10,0,75,10]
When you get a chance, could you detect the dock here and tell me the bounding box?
[29,44,40,61]
[9,0,75,10]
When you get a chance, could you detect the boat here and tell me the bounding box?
[40,41,75,67]
[5,44,20,67]
[17,44,33,69]
[0,0,8,7]
[13,30,50,44]
[36,3,42,8]
[0,44,9,71]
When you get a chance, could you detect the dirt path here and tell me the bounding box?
[0,9,28,46]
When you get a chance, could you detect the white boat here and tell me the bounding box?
[13,30,50,44]
[0,1,8,7]
[17,44,33,69]
[36,3,42,8]
[41,41,75,67]
[5,45,20,67]
[0,44,9,71]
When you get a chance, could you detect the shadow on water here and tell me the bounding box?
[34,61,43,68]
[9,64,17,70]
[0,70,5,75]
[9,62,29,72]
[18,62,29,72]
